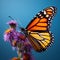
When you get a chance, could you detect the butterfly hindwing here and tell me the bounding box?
[29,31,53,52]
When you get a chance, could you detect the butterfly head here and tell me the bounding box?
[20,27,28,36]
[20,27,25,32]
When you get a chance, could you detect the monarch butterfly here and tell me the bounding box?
[20,6,56,52]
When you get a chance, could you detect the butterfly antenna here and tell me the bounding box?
[8,16,23,29]
[8,16,14,20]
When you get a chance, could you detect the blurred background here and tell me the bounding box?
[0,0,60,60]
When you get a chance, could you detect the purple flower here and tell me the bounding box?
[7,20,17,25]
[4,34,10,42]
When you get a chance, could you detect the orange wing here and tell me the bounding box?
[26,6,56,32]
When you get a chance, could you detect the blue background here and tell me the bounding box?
[0,0,60,60]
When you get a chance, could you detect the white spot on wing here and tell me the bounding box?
[46,15,49,17]
[50,7,54,10]
[39,14,41,16]
[44,11,46,15]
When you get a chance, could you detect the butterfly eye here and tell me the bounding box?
[21,28,25,31]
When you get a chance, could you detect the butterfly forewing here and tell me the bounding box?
[26,6,56,32]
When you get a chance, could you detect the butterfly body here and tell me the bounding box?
[21,6,56,52]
